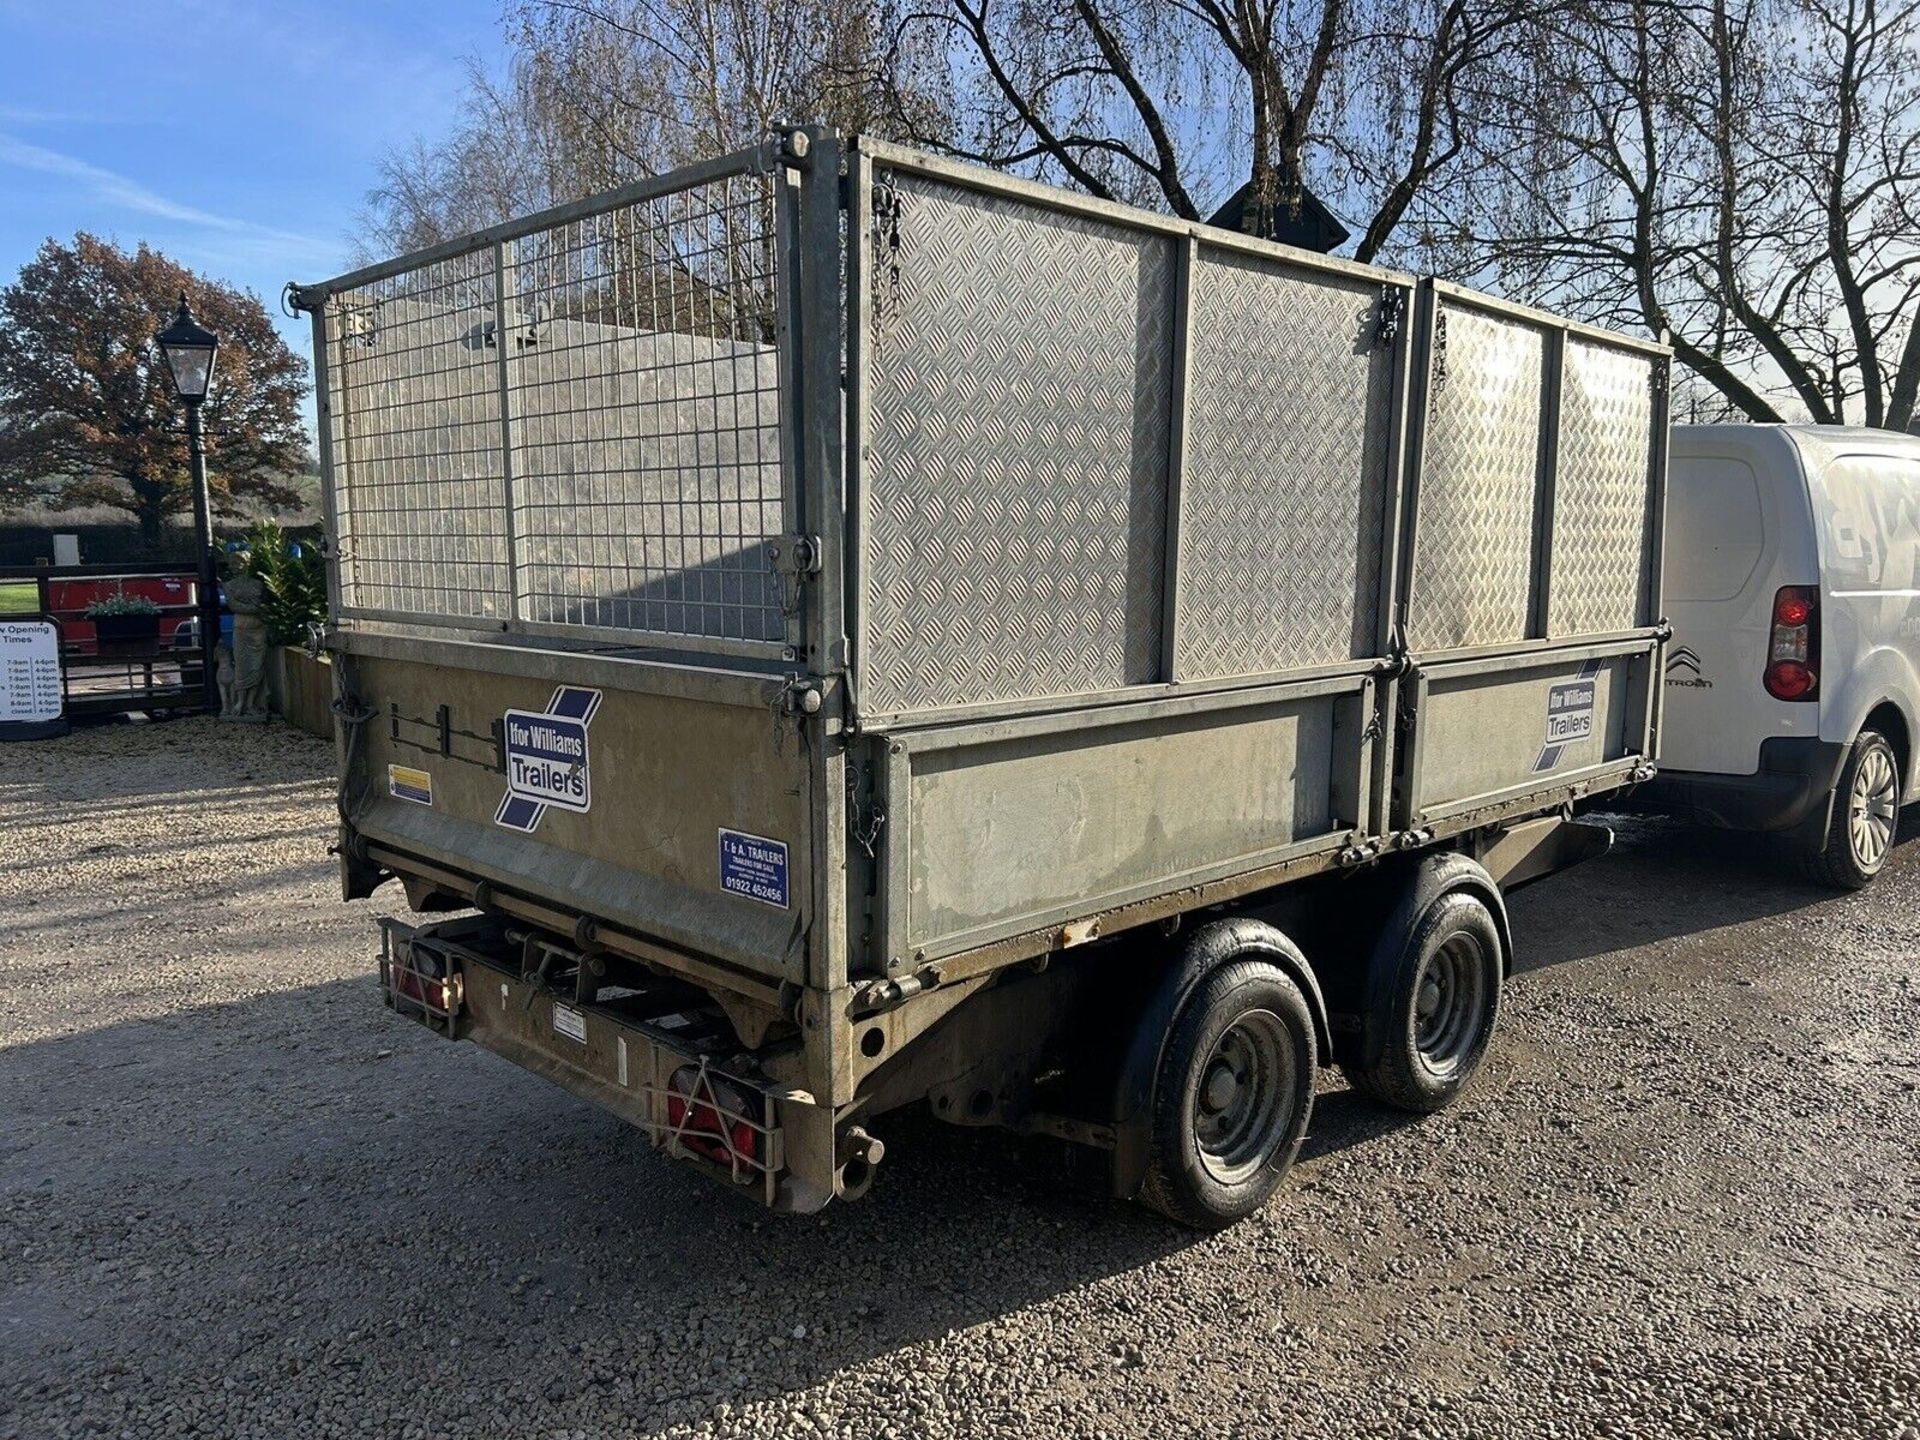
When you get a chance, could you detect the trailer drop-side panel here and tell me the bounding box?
[881,678,1376,968]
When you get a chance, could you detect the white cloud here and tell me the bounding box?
[0,133,325,247]
[0,104,112,125]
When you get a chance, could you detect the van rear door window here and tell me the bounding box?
[1666,456,1763,602]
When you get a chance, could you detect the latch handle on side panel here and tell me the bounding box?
[768,535,822,576]
[779,678,824,716]
[1375,286,1405,346]
[769,535,823,624]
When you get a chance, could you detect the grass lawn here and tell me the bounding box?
[0,580,39,614]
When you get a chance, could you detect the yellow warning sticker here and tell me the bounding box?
[387,764,433,806]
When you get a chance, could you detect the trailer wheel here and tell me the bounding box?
[1139,958,1317,1231]
[1803,729,1900,891]
[1342,889,1502,1114]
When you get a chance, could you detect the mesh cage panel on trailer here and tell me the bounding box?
[327,251,510,622]
[320,156,789,649]
[507,173,785,642]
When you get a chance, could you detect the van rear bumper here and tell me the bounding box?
[1639,737,1848,834]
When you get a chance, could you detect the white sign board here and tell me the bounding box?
[0,620,64,723]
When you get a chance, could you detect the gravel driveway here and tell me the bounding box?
[3,718,1918,1439]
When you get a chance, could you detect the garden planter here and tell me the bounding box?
[272,646,334,739]
[93,614,160,656]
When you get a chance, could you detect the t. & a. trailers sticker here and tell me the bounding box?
[495,686,601,833]
[719,828,789,908]
[1533,659,1602,772]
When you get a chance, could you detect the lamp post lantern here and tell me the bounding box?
[156,293,221,711]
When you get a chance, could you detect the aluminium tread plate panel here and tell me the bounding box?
[861,171,1172,715]
[1177,249,1398,679]
[1548,339,1657,637]
[1406,304,1545,652]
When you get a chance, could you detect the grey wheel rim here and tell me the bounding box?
[1849,744,1898,871]
[1192,1009,1296,1186]
[1413,932,1490,1079]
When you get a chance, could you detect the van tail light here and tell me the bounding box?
[1764,586,1818,701]
[666,1066,759,1169]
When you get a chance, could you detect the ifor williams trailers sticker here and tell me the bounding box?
[495,686,601,833]
[1533,658,1602,773]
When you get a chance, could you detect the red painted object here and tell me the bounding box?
[42,573,199,655]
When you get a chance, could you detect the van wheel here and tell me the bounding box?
[1139,959,1317,1231]
[1342,890,1503,1114]
[1805,729,1900,890]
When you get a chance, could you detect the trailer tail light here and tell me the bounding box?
[1764,586,1819,701]
[393,966,455,1013]
[384,935,460,1023]
[666,1066,759,1170]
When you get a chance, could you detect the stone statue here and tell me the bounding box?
[215,641,238,716]
[220,571,272,723]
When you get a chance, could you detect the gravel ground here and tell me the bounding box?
[4,717,1919,1440]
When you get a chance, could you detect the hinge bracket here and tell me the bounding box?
[1376,286,1405,346]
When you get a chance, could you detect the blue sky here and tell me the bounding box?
[0,0,509,441]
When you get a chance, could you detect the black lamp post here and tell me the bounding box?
[156,294,221,712]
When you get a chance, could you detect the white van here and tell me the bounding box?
[1652,424,1920,888]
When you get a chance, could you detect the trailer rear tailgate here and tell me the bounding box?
[342,642,809,983]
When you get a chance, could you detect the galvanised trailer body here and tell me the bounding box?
[290,129,1669,1225]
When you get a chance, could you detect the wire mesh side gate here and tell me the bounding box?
[300,142,811,661]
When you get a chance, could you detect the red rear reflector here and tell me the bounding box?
[666,1066,759,1169]
[1765,660,1815,700]
[392,951,452,1012]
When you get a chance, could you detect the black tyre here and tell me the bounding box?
[1139,958,1317,1231]
[1803,729,1900,891]
[1341,890,1502,1114]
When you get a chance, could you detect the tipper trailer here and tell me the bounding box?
[289,129,1670,1228]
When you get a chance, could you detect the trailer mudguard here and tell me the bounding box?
[1333,852,1512,1076]
[1109,917,1331,1201]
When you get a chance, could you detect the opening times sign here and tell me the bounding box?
[1,621,63,725]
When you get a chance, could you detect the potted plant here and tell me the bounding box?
[86,592,163,656]
[240,522,332,735]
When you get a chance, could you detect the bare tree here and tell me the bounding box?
[367,0,1919,429]
[1487,0,1920,429]
[897,0,1540,264]
[360,60,569,253]
[363,0,949,253]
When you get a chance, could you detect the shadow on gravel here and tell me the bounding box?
[1295,1089,1425,1163]
[0,977,1198,1433]
[1501,808,1920,974]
